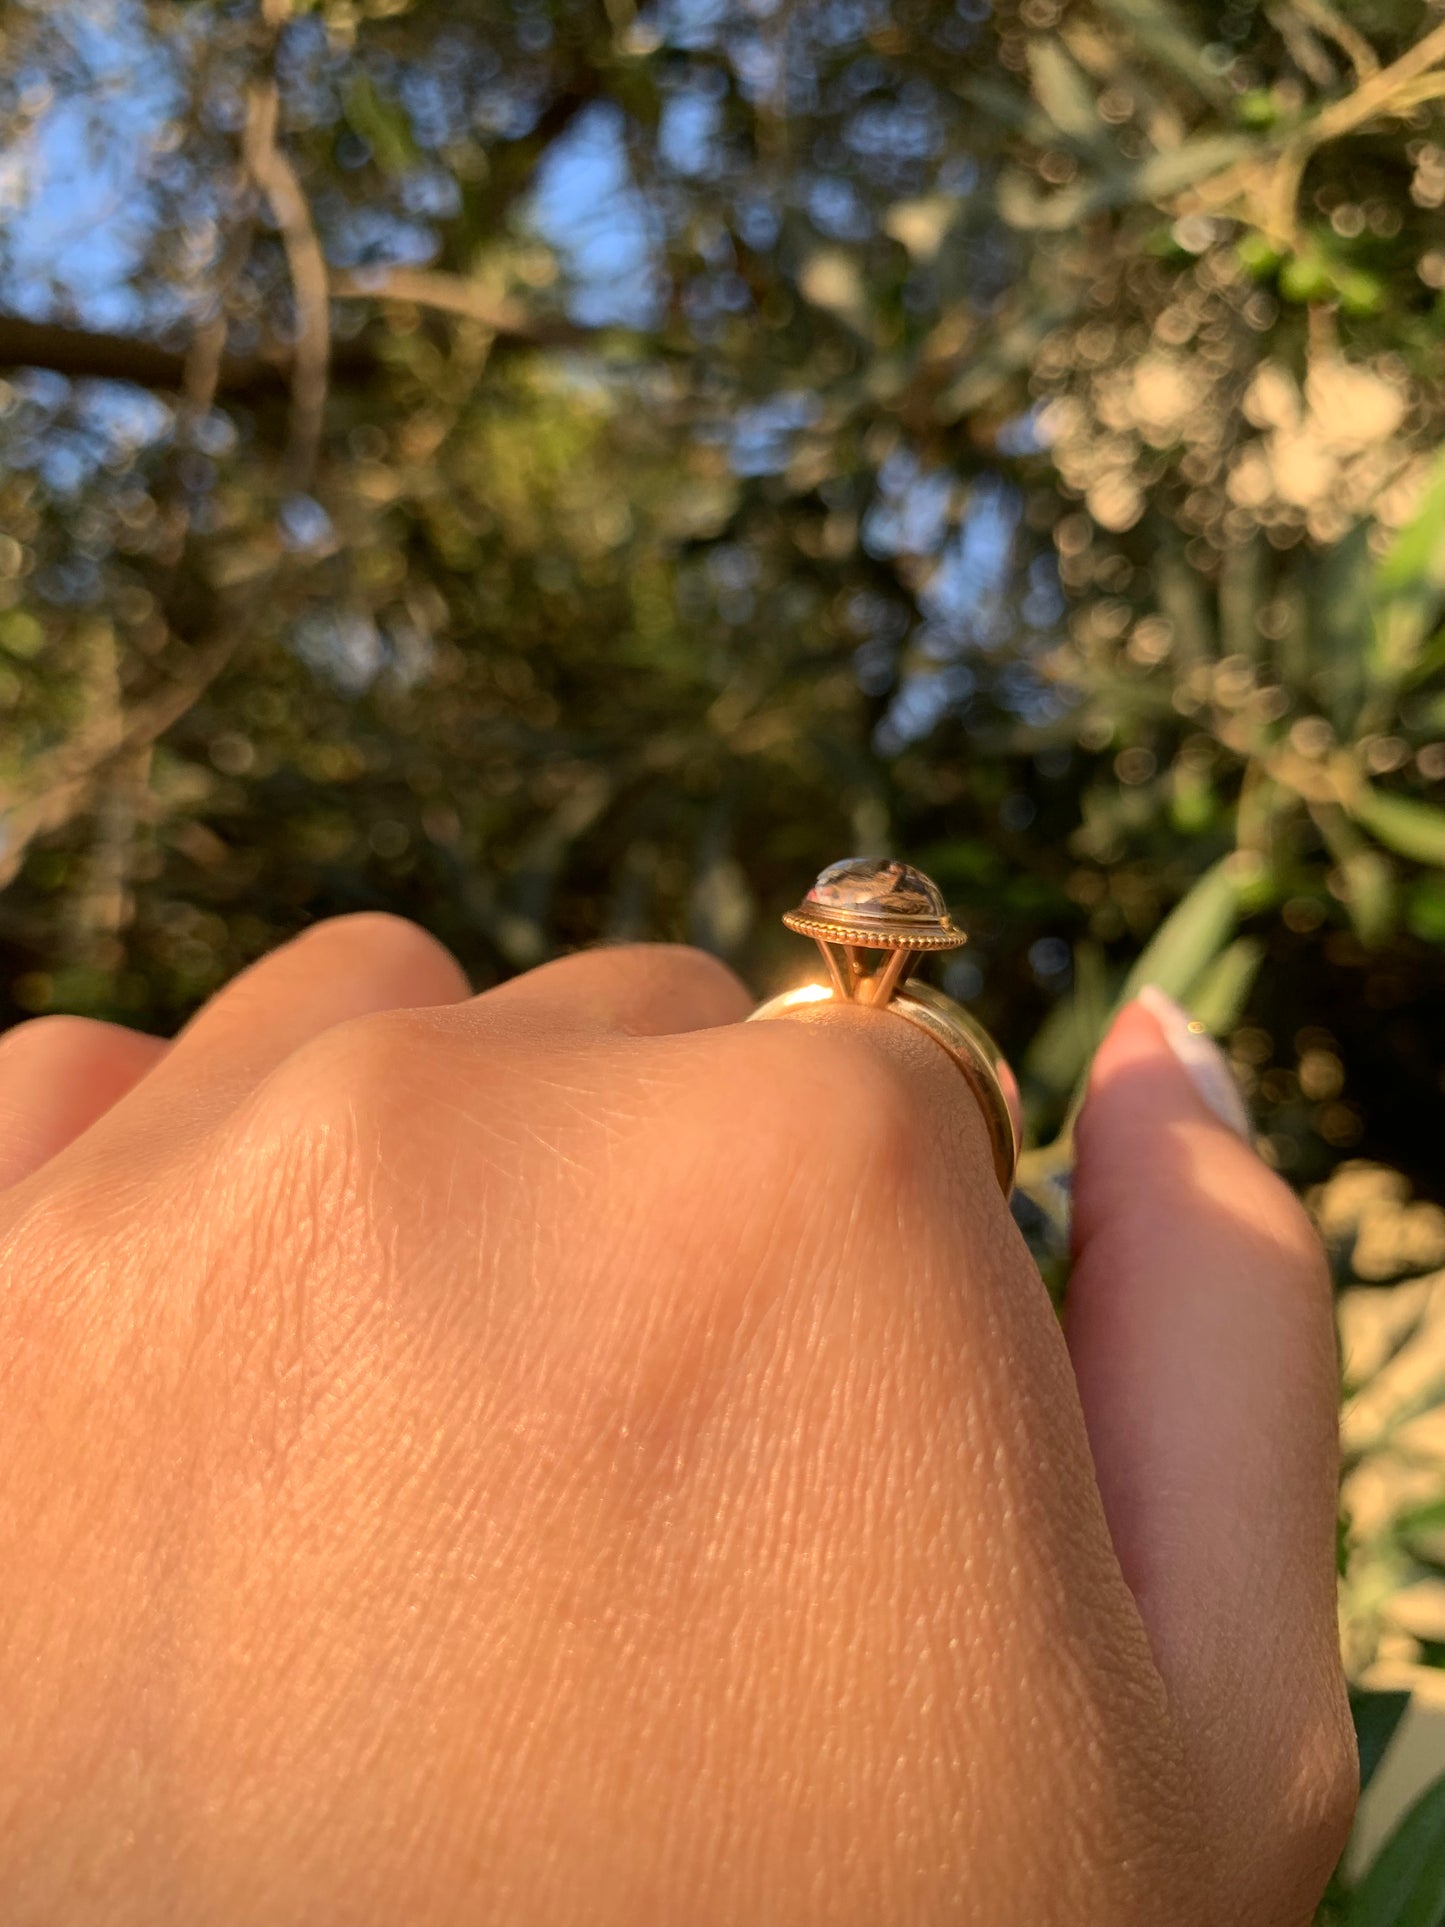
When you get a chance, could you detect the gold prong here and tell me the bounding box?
[816,939,852,1001]
[868,946,910,1007]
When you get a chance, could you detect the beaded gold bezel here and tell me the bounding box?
[780,909,966,951]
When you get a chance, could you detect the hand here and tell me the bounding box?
[0,916,1354,1925]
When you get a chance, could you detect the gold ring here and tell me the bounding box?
[748,859,1021,1196]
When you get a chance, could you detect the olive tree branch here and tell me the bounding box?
[0,629,245,891]
[242,23,330,493]
[1176,16,1445,244]
[1288,0,1379,84]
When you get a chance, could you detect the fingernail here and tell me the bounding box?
[1134,986,1253,1141]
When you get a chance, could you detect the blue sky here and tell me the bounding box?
[2,2,181,329]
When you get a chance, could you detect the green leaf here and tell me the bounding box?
[1170,758,1217,835]
[1351,1687,1412,1796]
[1236,88,1280,130]
[1338,267,1387,316]
[1119,855,1246,1006]
[1408,877,1445,945]
[1378,448,1445,600]
[1127,135,1256,203]
[1315,804,1398,946]
[1344,848,1398,948]
[1312,523,1374,732]
[1373,447,1445,685]
[1345,1772,1445,1927]
[1395,1498,1445,1538]
[957,75,1059,145]
[1353,789,1445,869]
[342,73,419,176]
[1022,942,1112,1100]
[995,169,1094,233]
[1278,235,1384,313]
[1026,40,1108,151]
[1280,242,1340,305]
[1051,865,1249,1140]
[1220,536,1264,661]
[1407,677,1445,728]
[1091,0,1233,108]
[995,133,1252,232]
[0,610,44,659]
[1155,541,1215,664]
[1185,935,1263,1034]
[1238,228,1284,276]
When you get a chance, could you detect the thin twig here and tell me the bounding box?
[330,268,545,334]
[1310,16,1445,144]
[181,146,263,433]
[242,4,330,492]
[155,190,256,567]
[1269,3,1342,90]
[1290,0,1379,83]
[0,631,245,889]
[1390,73,1445,112]
[64,619,128,961]
[1181,16,1445,243]
[69,746,151,962]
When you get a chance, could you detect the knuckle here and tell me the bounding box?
[733,1017,929,1180]
[224,1018,439,1243]
[539,941,751,1032]
[0,1013,110,1070]
[259,1006,443,1127]
[292,911,464,987]
[644,942,751,1013]
[215,1013,449,1310]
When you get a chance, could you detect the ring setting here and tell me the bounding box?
[750,858,1020,1196]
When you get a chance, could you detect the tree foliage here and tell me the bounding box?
[3,0,1445,1197]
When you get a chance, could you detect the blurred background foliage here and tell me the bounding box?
[5,0,1445,1909]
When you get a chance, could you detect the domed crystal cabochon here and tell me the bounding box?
[782,857,965,951]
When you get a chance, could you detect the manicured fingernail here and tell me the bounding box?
[1134,986,1253,1141]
